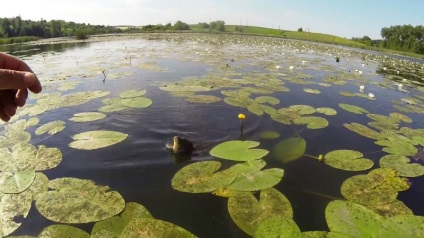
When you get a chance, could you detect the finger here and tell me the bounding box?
[0,107,10,122]
[3,103,16,118]
[0,69,41,92]
[15,88,28,107]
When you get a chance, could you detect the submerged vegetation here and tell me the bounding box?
[0,33,424,237]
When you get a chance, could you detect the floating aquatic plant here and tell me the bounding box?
[323,149,374,171]
[210,140,269,161]
[69,130,128,150]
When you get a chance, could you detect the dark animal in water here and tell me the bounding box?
[166,136,195,155]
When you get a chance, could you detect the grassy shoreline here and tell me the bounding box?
[1,25,423,60]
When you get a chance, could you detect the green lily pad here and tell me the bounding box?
[343,123,383,140]
[120,202,153,226]
[171,161,237,193]
[121,97,153,108]
[379,154,424,177]
[260,131,280,139]
[69,130,128,150]
[0,170,36,193]
[120,218,196,238]
[389,112,412,123]
[247,103,276,116]
[0,192,32,237]
[288,105,316,115]
[210,140,269,161]
[303,88,321,94]
[339,103,369,114]
[35,120,65,135]
[224,96,255,108]
[324,150,374,171]
[325,200,383,238]
[186,95,222,103]
[294,116,329,129]
[255,96,280,105]
[226,160,284,191]
[375,140,418,156]
[38,224,90,238]
[91,216,125,237]
[378,215,424,237]
[228,188,293,236]
[159,84,211,92]
[370,199,413,218]
[35,178,125,223]
[255,216,301,238]
[316,107,337,116]
[26,172,49,200]
[119,89,147,99]
[367,113,399,124]
[273,137,306,163]
[341,168,410,206]
[98,102,127,113]
[69,112,106,122]
[25,117,40,128]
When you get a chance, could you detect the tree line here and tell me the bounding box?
[0,16,123,39]
[352,24,423,54]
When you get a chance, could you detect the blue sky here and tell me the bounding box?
[1,0,423,39]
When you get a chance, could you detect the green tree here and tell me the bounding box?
[173,21,189,30]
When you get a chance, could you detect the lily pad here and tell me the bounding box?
[371,199,413,218]
[247,103,276,116]
[0,170,36,193]
[260,131,280,139]
[303,88,321,94]
[120,202,153,226]
[35,120,65,135]
[121,97,153,108]
[255,96,280,105]
[273,137,306,163]
[339,103,369,114]
[288,105,316,115]
[171,161,237,193]
[69,112,106,122]
[255,216,301,238]
[375,140,418,156]
[226,160,284,191]
[378,215,424,237]
[228,188,293,236]
[120,218,196,238]
[38,224,90,238]
[293,116,329,129]
[210,140,269,161]
[69,130,128,150]
[91,216,125,237]
[35,178,125,223]
[323,150,374,171]
[0,192,32,237]
[186,95,222,103]
[389,112,412,123]
[379,154,424,177]
[316,107,337,116]
[98,102,127,113]
[119,89,147,99]
[341,168,410,206]
[343,123,383,140]
[325,200,383,238]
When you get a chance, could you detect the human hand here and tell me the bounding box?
[0,52,42,122]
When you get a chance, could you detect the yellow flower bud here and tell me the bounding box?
[238,113,246,120]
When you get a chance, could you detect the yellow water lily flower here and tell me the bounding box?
[238,113,246,120]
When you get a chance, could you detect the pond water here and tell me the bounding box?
[1,33,424,237]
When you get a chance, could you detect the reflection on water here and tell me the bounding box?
[2,34,424,237]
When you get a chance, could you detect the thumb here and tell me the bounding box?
[0,69,36,90]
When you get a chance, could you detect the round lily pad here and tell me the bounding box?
[379,154,424,177]
[339,103,369,114]
[273,137,306,163]
[186,95,222,103]
[228,188,293,236]
[171,161,237,193]
[210,140,269,161]
[0,170,36,193]
[389,112,412,123]
[375,140,418,156]
[288,105,316,115]
[120,202,153,226]
[98,102,127,113]
[38,224,90,238]
[259,131,280,139]
[120,218,196,238]
[378,215,424,237]
[255,216,301,238]
[69,112,106,122]
[248,103,276,116]
[316,107,337,116]
[35,120,65,135]
[91,216,125,237]
[341,168,410,206]
[303,88,321,94]
[293,116,329,129]
[324,150,374,171]
[370,199,413,218]
[35,178,125,223]
[226,160,284,191]
[121,97,152,108]
[325,200,383,238]
[69,130,128,150]
[343,123,382,140]
[255,96,280,105]
[0,192,32,237]
[119,89,147,99]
